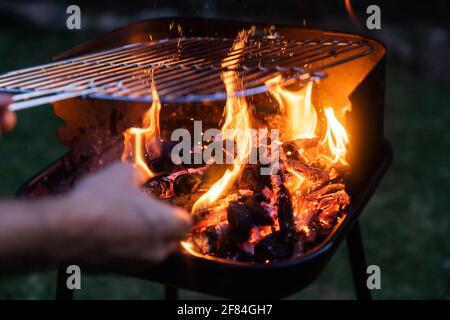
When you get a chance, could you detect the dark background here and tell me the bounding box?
[0,0,448,299]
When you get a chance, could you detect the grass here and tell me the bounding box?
[0,27,448,299]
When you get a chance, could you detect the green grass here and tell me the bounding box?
[0,27,448,299]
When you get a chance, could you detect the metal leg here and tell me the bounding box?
[346,221,372,300]
[164,285,178,300]
[55,266,74,300]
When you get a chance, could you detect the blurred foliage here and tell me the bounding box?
[0,18,448,299]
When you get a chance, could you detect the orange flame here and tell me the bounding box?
[285,166,307,227]
[321,106,349,165]
[181,241,203,257]
[286,166,306,195]
[122,79,161,179]
[345,0,362,31]
[191,29,254,213]
[266,76,318,141]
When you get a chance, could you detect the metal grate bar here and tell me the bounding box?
[0,37,373,110]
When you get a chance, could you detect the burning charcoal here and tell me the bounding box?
[147,166,208,199]
[168,193,203,212]
[193,205,227,227]
[270,175,296,241]
[192,223,230,255]
[227,201,254,234]
[261,187,273,200]
[239,165,269,191]
[142,179,170,197]
[283,138,319,154]
[288,159,328,181]
[337,190,351,207]
[244,196,274,226]
[318,204,341,230]
[310,179,329,193]
[296,224,320,249]
[317,190,350,211]
[236,242,255,262]
[328,167,342,181]
[278,187,296,241]
[306,183,345,200]
[307,220,328,244]
[227,226,253,244]
[192,231,215,255]
[239,165,259,189]
[254,231,294,262]
[237,189,254,199]
[147,157,173,173]
[173,173,202,196]
[204,224,249,258]
[216,231,247,258]
[145,140,182,173]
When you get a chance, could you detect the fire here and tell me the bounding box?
[180,241,203,257]
[286,166,306,196]
[265,76,350,234]
[121,78,161,179]
[191,29,254,213]
[266,75,349,166]
[117,28,354,262]
[344,0,361,30]
[266,76,318,141]
[321,106,349,165]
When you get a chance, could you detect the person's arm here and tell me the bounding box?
[0,94,191,275]
[0,163,191,275]
[0,197,80,274]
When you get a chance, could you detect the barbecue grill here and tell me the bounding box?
[1,17,391,299]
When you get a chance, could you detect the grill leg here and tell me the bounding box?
[164,285,178,300]
[55,266,74,300]
[346,221,372,300]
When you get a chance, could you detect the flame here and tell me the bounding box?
[266,76,318,140]
[285,166,307,227]
[286,166,306,195]
[191,29,254,213]
[345,0,362,31]
[180,241,203,257]
[321,106,349,165]
[121,78,161,179]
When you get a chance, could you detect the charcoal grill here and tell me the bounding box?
[2,17,391,299]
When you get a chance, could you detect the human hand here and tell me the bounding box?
[60,162,191,270]
[0,94,16,135]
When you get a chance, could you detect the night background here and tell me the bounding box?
[0,0,448,299]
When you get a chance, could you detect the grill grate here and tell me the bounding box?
[0,37,372,110]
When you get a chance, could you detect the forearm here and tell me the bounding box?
[0,163,191,276]
[0,196,86,275]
